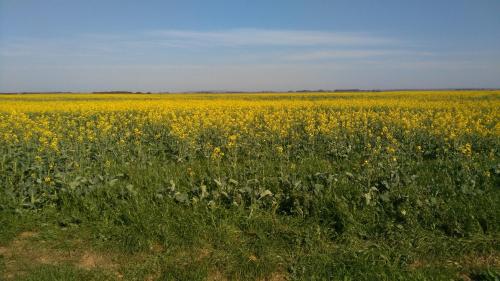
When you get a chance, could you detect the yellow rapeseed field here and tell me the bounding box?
[0,91,498,157]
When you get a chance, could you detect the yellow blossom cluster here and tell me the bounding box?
[0,91,498,161]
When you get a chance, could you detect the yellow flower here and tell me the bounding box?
[211,147,224,160]
[459,143,472,156]
[227,134,238,148]
[133,128,142,137]
[275,145,284,154]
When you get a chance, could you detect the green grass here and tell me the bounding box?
[1,154,498,280]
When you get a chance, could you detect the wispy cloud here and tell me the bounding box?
[284,50,434,61]
[0,28,400,59]
[145,28,398,48]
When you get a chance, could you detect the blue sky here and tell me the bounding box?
[1,0,499,92]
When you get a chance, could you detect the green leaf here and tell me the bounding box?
[174,192,189,203]
[379,193,391,203]
[200,185,208,199]
[69,180,79,190]
[259,190,273,199]
[214,179,223,187]
[363,192,372,205]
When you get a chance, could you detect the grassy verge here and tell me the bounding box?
[1,156,499,280]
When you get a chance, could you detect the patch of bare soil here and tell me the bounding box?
[77,251,116,270]
[458,254,500,268]
[0,231,122,280]
[207,271,229,281]
[143,271,162,281]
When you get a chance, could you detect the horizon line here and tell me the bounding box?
[1,88,499,95]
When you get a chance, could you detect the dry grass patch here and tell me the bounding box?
[0,231,129,280]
